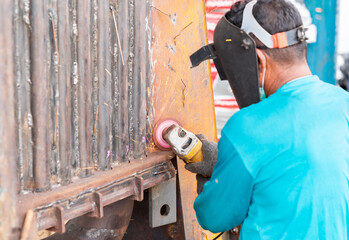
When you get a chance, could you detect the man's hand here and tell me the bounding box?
[196,174,210,194]
[184,134,218,177]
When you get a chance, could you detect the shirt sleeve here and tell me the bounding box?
[193,132,254,233]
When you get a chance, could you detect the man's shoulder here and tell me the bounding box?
[222,91,294,148]
[224,95,281,129]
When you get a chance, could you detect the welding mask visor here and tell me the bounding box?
[190,14,260,109]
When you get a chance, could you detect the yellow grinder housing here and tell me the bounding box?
[163,125,203,163]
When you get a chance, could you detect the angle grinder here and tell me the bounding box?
[153,118,203,163]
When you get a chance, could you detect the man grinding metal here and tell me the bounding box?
[187,0,349,239]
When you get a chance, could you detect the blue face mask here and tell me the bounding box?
[259,65,267,101]
[260,87,266,100]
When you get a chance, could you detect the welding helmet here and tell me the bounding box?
[190,0,307,109]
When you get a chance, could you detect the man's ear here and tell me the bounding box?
[256,49,267,87]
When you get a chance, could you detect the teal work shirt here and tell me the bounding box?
[194,75,349,239]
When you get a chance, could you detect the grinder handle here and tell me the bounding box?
[181,138,203,163]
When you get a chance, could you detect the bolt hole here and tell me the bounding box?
[160,204,170,216]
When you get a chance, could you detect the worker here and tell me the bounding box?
[187,0,349,239]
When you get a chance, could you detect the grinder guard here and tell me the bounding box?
[190,14,260,109]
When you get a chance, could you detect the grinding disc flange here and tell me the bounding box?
[153,118,181,150]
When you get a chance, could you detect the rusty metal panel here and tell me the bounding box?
[17,152,175,236]
[150,0,218,238]
[12,0,152,193]
[3,0,217,237]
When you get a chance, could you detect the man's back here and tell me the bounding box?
[194,75,349,239]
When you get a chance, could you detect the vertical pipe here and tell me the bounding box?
[110,1,121,164]
[70,0,80,172]
[119,0,130,162]
[31,0,50,191]
[14,0,34,192]
[23,0,34,190]
[127,0,136,160]
[77,0,92,177]
[91,0,99,168]
[48,0,60,184]
[145,0,154,153]
[97,0,112,170]
[14,0,24,192]
[0,0,18,237]
[134,0,147,159]
[58,0,72,184]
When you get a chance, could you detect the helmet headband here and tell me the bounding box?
[241,0,307,49]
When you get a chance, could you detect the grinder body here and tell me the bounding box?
[163,125,203,163]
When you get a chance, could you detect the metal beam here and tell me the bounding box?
[17,152,175,233]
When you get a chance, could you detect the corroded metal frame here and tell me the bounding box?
[1,0,217,239]
[18,152,175,237]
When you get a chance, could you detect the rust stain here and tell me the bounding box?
[49,9,59,64]
[181,79,186,107]
[173,21,193,45]
[110,5,125,66]
[150,5,171,18]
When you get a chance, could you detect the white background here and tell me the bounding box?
[337,0,349,54]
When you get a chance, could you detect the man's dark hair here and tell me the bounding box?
[226,0,307,64]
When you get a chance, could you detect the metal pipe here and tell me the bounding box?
[14,0,34,192]
[128,0,136,159]
[110,3,121,164]
[77,0,92,177]
[91,0,99,168]
[31,0,50,191]
[97,0,112,170]
[48,3,61,184]
[58,0,72,184]
[120,0,130,162]
[134,0,148,159]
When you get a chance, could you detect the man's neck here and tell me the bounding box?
[265,62,312,96]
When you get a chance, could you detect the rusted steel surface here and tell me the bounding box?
[57,0,72,185]
[3,0,217,238]
[34,162,174,233]
[151,0,217,239]
[31,0,50,192]
[0,0,18,238]
[77,0,93,178]
[12,0,153,193]
[151,0,216,140]
[14,0,34,191]
[17,152,175,233]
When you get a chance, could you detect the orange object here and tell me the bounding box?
[272,32,289,48]
[151,0,217,238]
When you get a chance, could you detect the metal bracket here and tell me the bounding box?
[133,176,144,201]
[149,176,177,228]
[49,206,65,233]
[88,192,104,218]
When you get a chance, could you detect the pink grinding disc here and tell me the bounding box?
[153,119,181,150]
